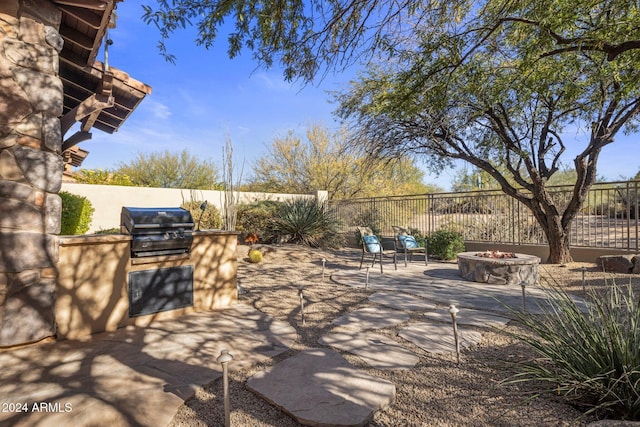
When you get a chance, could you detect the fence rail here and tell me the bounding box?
[329,180,640,250]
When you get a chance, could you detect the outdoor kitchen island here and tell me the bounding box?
[55,229,239,340]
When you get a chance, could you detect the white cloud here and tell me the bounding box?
[139,98,172,120]
[251,71,294,92]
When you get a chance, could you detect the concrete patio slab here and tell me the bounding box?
[331,262,585,315]
[332,306,410,330]
[246,348,396,427]
[319,330,420,370]
[0,304,297,427]
[398,322,483,354]
[423,307,511,328]
[368,291,438,312]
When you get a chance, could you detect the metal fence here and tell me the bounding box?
[329,180,640,250]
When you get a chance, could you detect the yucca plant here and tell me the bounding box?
[506,280,640,420]
[273,199,340,247]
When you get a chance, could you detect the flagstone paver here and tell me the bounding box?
[368,291,438,312]
[0,305,297,427]
[246,348,396,427]
[332,306,410,330]
[330,263,570,314]
[319,331,420,370]
[398,322,483,354]
[423,307,511,328]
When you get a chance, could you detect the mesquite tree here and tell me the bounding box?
[336,2,640,263]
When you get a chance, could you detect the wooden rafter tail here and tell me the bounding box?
[52,0,112,11]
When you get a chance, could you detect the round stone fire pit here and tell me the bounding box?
[457,251,540,286]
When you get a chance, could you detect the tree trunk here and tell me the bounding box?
[520,188,576,265]
[544,221,573,264]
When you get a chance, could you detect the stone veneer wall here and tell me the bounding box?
[0,1,64,347]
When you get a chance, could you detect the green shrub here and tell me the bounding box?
[426,229,464,260]
[408,227,427,247]
[236,200,282,242]
[507,281,640,420]
[273,199,341,247]
[60,191,94,235]
[181,201,222,230]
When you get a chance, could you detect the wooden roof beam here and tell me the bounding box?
[59,25,95,51]
[81,110,102,132]
[58,5,102,29]
[53,0,111,11]
[62,131,92,152]
[60,92,114,135]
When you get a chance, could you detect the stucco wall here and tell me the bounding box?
[56,230,238,339]
[60,182,325,233]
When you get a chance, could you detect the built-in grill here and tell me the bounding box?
[121,207,194,257]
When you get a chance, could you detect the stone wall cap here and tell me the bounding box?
[457,251,541,264]
[58,233,132,245]
[58,230,240,245]
[194,230,240,236]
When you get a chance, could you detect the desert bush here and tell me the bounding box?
[181,201,222,230]
[408,227,427,247]
[426,229,464,260]
[462,215,545,244]
[507,281,640,420]
[273,199,341,247]
[60,191,94,235]
[236,200,283,242]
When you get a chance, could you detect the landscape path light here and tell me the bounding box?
[520,281,527,312]
[581,266,588,293]
[322,258,326,282]
[449,304,460,364]
[217,349,234,427]
[298,286,306,325]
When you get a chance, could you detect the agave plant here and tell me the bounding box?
[506,279,640,420]
[273,198,340,247]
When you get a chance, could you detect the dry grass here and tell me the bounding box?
[169,244,640,427]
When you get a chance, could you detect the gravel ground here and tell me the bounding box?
[169,244,640,427]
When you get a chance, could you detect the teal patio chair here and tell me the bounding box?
[393,226,428,267]
[357,227,397,274]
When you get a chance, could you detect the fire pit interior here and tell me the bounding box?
[457,251,540,286]
[475,250,517,259]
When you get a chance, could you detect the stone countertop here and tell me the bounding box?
[58,229,240,245]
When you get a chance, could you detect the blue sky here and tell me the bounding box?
[78,2,639,191]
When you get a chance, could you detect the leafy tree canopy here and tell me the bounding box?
[244,123,437,199]
[115,149,220,189]
[142,0,640,83]
[72,169,134,186]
